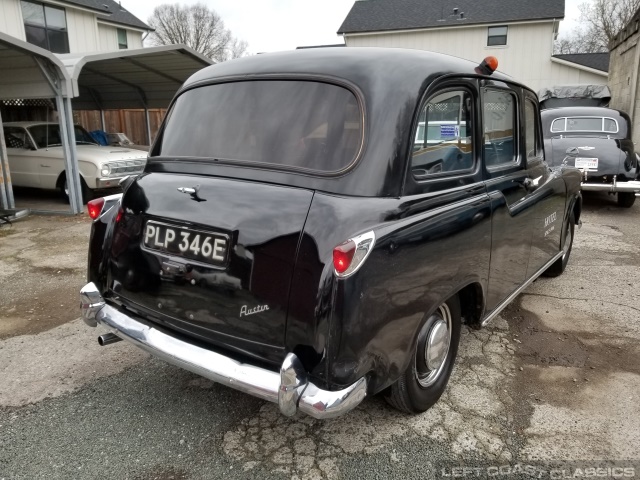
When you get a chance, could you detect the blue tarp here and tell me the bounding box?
[90,130,109,146]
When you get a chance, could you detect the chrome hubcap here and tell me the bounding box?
[425,319,449,370]
[64,180,69,196]
[416,303,452,388]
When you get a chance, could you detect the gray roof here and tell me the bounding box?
[60,0,151,30]
[552,53,610,72]
[338,0,565,34]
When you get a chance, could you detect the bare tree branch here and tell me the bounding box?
[554,0,640,54]
[147,3,248,61]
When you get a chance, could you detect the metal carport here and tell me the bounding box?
[0,31,82,214]
[0,37,212,215]
[60,45,212,145]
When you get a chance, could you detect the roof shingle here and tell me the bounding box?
[552,53,610,72]
[338,0,565,34]
[60,0,151,30]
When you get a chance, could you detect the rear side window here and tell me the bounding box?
[3,127,28,148]
[411,89,474,178]
[156,80,363,174]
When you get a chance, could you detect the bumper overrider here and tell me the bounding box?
[80,282,367,419]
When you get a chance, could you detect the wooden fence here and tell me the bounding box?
[75,109,167,146]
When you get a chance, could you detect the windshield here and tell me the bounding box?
[28,124,98,148]
[155,80,363,173]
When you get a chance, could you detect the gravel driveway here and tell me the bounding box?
[1,192,639,479]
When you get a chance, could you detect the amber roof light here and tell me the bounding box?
[475,56,499,76]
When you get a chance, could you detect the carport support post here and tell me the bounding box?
[144,107,152,146]
[100,110,106,132]
[55,94,83,214]
[0,108,16,209]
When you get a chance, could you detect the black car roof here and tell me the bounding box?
[162,48,530,198]
[181,47,517,92]
[541,106,628,119]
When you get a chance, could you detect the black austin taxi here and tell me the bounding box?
[80,48,582,419]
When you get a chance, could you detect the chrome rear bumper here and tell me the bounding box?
[581,179,640,193]
[80,282,367,419]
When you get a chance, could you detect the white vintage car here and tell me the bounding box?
[3,122,147,202]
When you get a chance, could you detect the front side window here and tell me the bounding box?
[411,89,474,178]
[483,89,517,168]
[157,80,363,174]
[551,117,619,133]
[21,0,69,53]
[117,28,128,49]
[487,26,508,46]
[524,99,538,158]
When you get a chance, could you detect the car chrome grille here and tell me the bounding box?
[109,159,146,176]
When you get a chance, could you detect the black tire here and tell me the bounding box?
[543,210,575,278]
[59,174,92,205]
[385,295,461,414]
[617,192,636,208]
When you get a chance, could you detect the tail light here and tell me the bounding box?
[332,231,376,278]
[87,197,105,220]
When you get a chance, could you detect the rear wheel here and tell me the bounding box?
[385,295,461,414]
[543,211,575,277]
[617,192,636,208]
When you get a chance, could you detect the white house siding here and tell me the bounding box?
[127,29,142,49]
[345,21,607,92]
[0,0,26,40]
[97,23,143,51]
[66,8,99,53]
[548,61,607,87]
[97,22,118,51]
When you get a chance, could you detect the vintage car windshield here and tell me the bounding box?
[28,124,98,148]
[551,117,618,134]
[156,80,363,173]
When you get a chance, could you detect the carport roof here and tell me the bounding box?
[58,45,213,110]
[0,32,71,100]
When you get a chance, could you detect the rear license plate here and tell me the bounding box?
[142,220,229,267]
[575,157,598,170]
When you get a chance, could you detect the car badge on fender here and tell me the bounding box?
[240,305,270,317]
[577,146,595,150]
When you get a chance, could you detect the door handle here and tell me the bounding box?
[40,164,51,168]
[513,176,541,190]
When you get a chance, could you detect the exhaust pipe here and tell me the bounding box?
[98,333,122,346]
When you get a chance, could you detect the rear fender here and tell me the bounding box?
[375,279,485,392]
[87,196,122,291]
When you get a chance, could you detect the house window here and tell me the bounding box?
[20,0,69,53]
[117,28,128,49]
[487,26,508,46]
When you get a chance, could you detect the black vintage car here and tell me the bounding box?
[541,106,640,207]
[80,48,582,419]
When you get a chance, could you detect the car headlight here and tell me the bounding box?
[100,163,111,177]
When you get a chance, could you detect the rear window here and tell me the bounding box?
[551,117,619,133]
[156,80,363,174]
